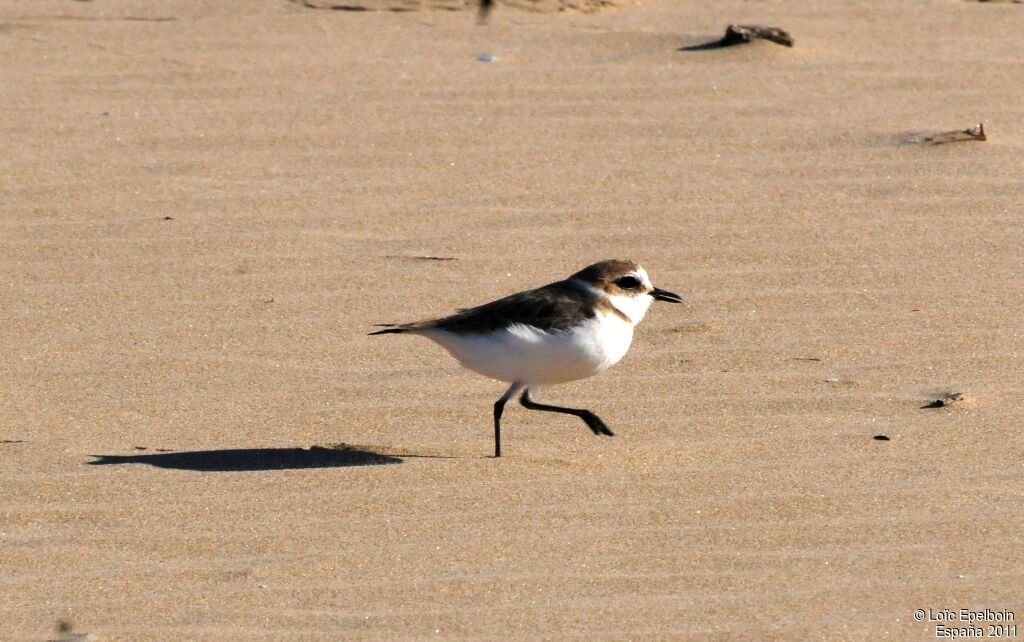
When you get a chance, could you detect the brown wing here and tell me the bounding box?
[401,279,598,335]
[434,280,596,333]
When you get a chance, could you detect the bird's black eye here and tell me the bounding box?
[614,276,641,290]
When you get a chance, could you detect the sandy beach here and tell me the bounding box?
[2,0,1022,639]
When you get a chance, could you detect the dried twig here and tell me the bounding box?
[385,255,457,261]
[921,123,986,145]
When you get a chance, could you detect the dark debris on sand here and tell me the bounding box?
[921,392,964,409]
[50,620,91,642]
[920,124,986,145]
[385,255,457,262]
[682,24,795,51]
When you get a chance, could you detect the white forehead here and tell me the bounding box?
[633,267,651,286]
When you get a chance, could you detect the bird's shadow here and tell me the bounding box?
[87,445,419,472]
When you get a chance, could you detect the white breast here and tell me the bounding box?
[423,310,635,387]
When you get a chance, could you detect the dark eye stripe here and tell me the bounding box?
[614,276,640,289]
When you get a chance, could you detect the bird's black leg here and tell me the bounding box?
[519,389,614,436]
[493,382,524,458]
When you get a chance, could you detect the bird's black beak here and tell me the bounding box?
[650,287,683,303]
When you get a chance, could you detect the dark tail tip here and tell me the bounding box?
[368,327,408,336]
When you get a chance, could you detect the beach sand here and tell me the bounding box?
[2,0,1022,639]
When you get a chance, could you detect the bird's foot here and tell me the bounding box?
[581,412,614,437]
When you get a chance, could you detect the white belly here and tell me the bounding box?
[423,312,634,386]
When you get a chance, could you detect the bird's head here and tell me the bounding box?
[571,259,683,324]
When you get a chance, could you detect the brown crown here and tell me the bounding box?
[570,260,642,285]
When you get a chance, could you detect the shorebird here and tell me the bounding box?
[371,260,682,457]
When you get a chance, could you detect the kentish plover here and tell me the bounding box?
[371,260,682,457]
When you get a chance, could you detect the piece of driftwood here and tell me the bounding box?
[682,24,794,50]
[722,24,794,47]
[921,124,986,145]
